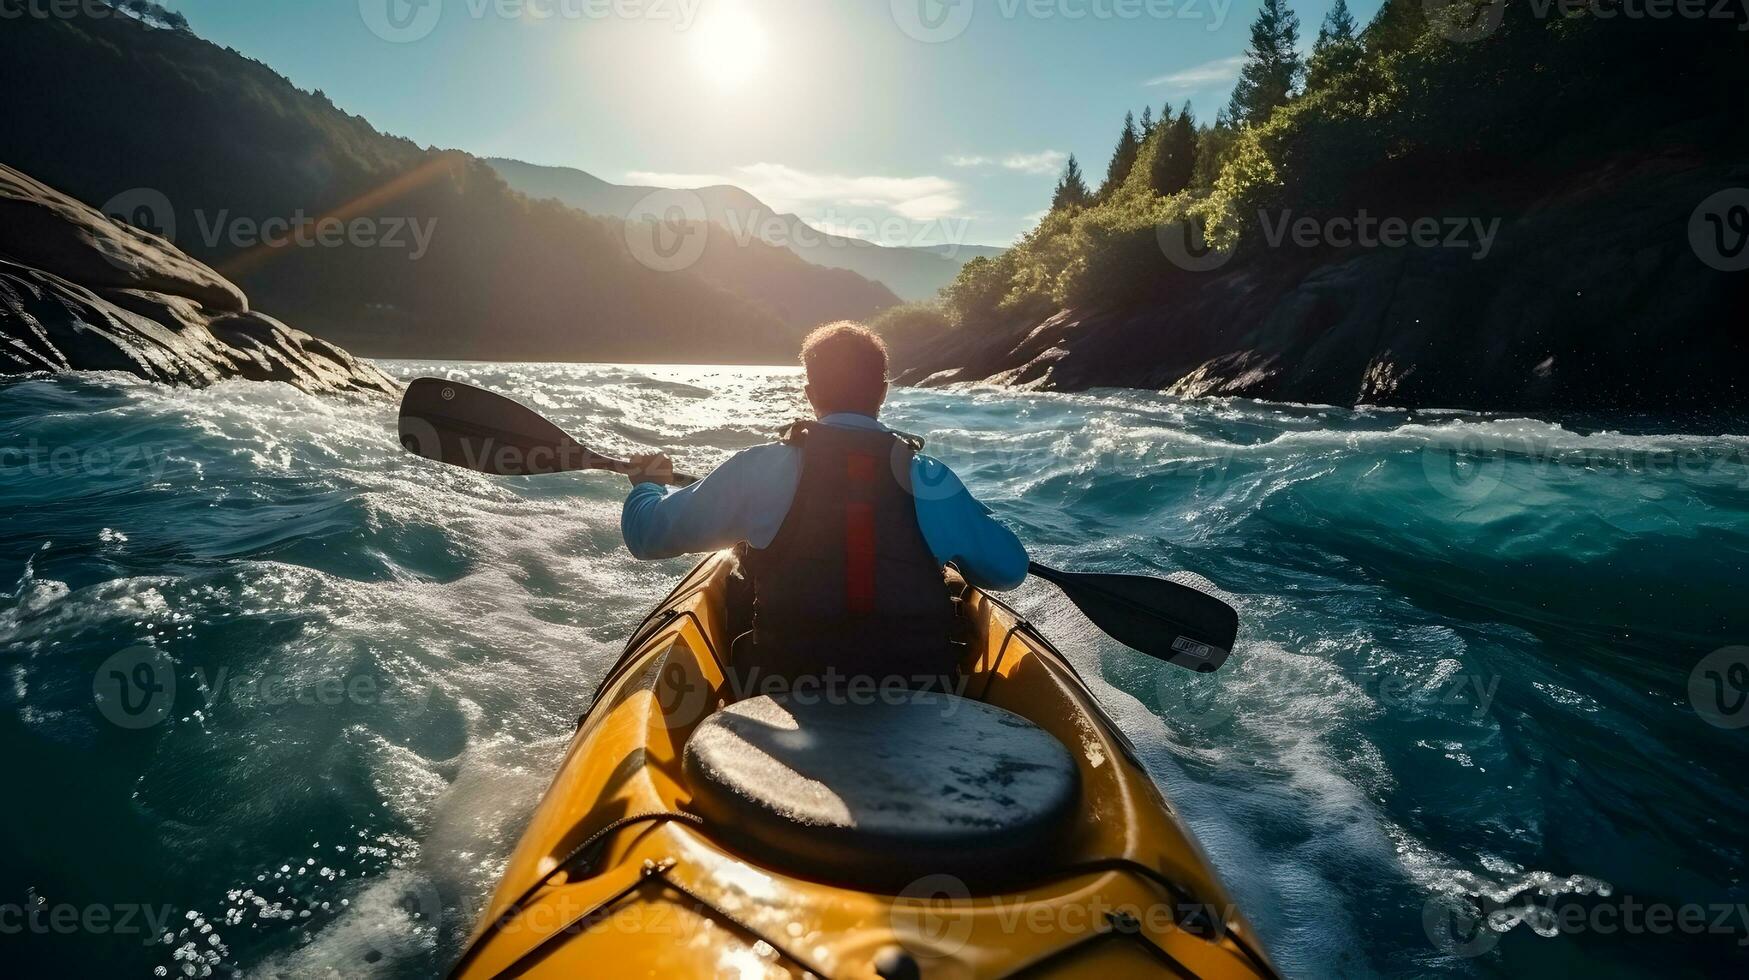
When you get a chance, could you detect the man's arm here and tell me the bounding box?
[621,444,798,560]
[910,455,1029,591]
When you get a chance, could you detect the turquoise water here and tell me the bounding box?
[3,362,1747,978]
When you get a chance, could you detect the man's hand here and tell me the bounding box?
[626,452,674,487]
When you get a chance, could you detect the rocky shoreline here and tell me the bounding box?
[894,157,1748,417]
[0,164,396,396]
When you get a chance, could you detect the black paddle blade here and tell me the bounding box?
[1030,562,1237,672]
[399,377,605,476]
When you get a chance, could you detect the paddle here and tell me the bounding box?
[397,377,1237,672]
[398,377,699,485]
[1027,563,1234,672]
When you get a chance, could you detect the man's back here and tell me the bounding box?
[621,411,1028,591]
[620,323,1029,682]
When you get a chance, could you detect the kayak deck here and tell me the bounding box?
[452,553,1277,979]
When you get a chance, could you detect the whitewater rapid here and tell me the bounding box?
[2,363,1746,977]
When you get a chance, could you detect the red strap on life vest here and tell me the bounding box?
[845,453,878,614]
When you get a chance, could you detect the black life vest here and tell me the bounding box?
[740,420,956,685]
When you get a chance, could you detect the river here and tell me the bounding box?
[3,362,1747,977]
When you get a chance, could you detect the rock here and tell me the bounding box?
[0,164,396,396]
[895,158,1749,417]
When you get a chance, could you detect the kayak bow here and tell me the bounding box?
[451,553,1277,979]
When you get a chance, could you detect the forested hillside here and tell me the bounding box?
[0,4,892,362]
[899,2,1748,413]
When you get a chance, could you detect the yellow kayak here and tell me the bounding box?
[451,552,1278,979]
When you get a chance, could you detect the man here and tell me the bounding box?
[621,322,1028,685]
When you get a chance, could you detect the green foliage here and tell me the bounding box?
[944,5,1746,343]
[1053,194,1192,310]
[867,302,953,351]
[1192,116,1237,191]
[1364,0,1429,55]
[1227,0,1303,127]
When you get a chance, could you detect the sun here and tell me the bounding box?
[688,5,770,90]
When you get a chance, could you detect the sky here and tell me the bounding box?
[165,0,1379,248]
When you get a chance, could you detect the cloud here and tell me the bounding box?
[1145,55,1246,91]
[945,150,1067,177]
[1000,151,1067,176]
[625,163,964,222]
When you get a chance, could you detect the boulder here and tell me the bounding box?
[0,163,396,396]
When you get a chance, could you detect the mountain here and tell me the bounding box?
[0,7,893,365]
[486,158,1004,302]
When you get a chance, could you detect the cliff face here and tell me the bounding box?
[896,157,1749,417]
[0,164,397,395]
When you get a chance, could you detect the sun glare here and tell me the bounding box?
[688,5,770,90]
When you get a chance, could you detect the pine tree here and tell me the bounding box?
[1226,0,1303,127]
[1150,101,1199,196]
[1051,155,1091,211]
[1365,0,1429,54]
[1307,0,1362,90]
[1100,112,1143,197]
[1320,0,1357,42]
[1139,105,1154,136]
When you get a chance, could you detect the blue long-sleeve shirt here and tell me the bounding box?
[621,413,1029,591]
